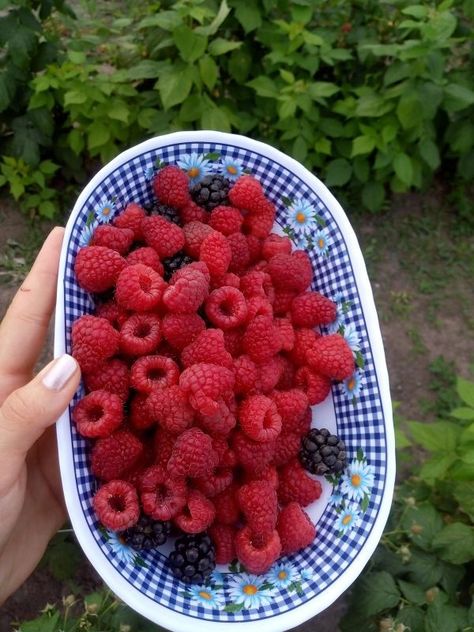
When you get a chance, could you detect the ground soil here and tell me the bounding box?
[0,189,472,631]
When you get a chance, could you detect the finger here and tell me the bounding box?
[0,354,80,483]
[0,227,64,390]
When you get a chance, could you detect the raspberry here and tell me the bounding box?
[233,355,258,395]
[234,526,281,575]
[227,232,250,273]
[228,175,266,212]
[115,264,167,312]
[246,234,262,263]
[75,246,126,293]
[232,430,275,473]
[162,312,205,350]
[209,205,243,235]
[146,385,194,434]
[277,502,316,555]
[194,467,233,497]
[289,328,321,366]
[119,313,161,356]
[172,260,211,285]
[294,406,312,435]
[243,200,275,239]
[181,329,233,369]
[256,355,284,394]
[278,459,322,506]
[291,291,337,327]
[91,429,144,481]
[142,215,186,259]
[212,437,237,468]
[210,272,241,291]
[154,427,176,468]
[205,286,248,330]
[240,271,274,302]
[276,356,296,391]
[273,289,298,316]
[83,358,129,401]
[271,389,309,433]
[245,296,273,324]
[274,431,301,467]
[153,165,190,209]
[267,252,312,293]
[174,489,216,534]
[243,464,279,490]
[238,480,278,534]
[113,202,146,240]
[71,315,119,373]
[93,480,139,531]
[306,334,354,381]
[274,318,295,351]
[223,328,244,357]
[199,231,232,278]
[180,200,209,224]
[163,267,209,313]
[126,247,164,275]
[209,523,236,564]
[242,315,282,363]
[294,366,331,405]
[261,234,292,260]
[130,355,180,393]
[168,428,218,478]
[180,363,235,416]
[95,300,129,330]
[239,395,282,443]
[183,221,214,259]
[197,399,237,437]
[73,390,123,438]
[213,483,240,525]
[129,392,155,430]
[91,224,134,255]
[140,465,187,520]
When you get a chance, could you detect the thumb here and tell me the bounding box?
[0,354,80,465]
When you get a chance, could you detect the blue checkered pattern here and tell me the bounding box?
[62,141,388,622]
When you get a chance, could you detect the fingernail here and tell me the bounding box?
[42,354,78,391]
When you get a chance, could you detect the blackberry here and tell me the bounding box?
[190,174,230,211]
[299,428,347,476]
[145,201,181,225]
[168,533,216,584]
[162,252,193,282]
[123,515,171,549]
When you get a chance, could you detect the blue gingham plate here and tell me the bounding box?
[54,131,395,632]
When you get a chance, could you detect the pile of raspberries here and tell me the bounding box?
[71,165,355,576]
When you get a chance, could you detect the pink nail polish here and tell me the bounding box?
[42,355,78,391]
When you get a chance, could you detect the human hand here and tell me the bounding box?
[0,227,81,604]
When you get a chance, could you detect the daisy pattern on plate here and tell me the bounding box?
[79,220,98,247]
[177,152,211,185]
[210,569,224,585]
[221,156,243,180]
[106,530,136,565]
[96,200,115,223]
[188,585,223,609]
[342,370,364,398]
[330,291,347,332]
[342,322,361,353]
[267,562,297,589]
[341,459,375,502]
[227,573,274,609]
[328,491,344,508]
[300,568,313,582]
[336,503,362,534]
[144,166,155,181]
[313,227,332,256]
[287,199,318,235]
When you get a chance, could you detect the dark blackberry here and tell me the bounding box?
[190,174,230,211]
[168,533,216,584]
[145,201,181,225]
[123,515,171,549]
[299,428,347,476]
[162,252,193,282]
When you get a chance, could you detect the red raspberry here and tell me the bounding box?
[262,234,292,260]
[130,355,179,394]
[271,389,309,433]
[91,429,144,481]
[91,225,134,255]
[205,286,248,330]
[72,315,119,373]
[306,334,354,380]
[180,200,209,224]
[183,221,214,258]
[242,315,282,363]
[235,526,281,574]
[162,312,205,350]
[172,261,211,285]
[291,291,337,327]
[223,328,244,357]
[83,357,129,401]
[73,390,123,438]
[153,165,190,209]
[75,246,125,293]
[278,459,322,506]
[239,395,282,443]
[276,356,296,391]
[154,427,176,468]
[232,430,275,473]
[126,247,164,275]
[246,234,262,263]
[194,467,233,497]
[93,480,139,531]
[95,300,129,330]
[243,200,276,239]
[249,260,267,273]
[146,385,194,434]
[245,296,273,324]
[199,231,232,278]
[238,480,278,534]
[197,399,237,437]
[115,264,167,312]
[213,483,240,525]
[167,428,218,478]
[174,489,216,533]
[212,437,237,468]
[180,363,235,416]
[273,289,298,316]
[129,392,155,430]
[243,464,279,490]
[240,271,274,302]
[211,272,240,291]
[163,267,209,313]
[289,328,321,366]
[274,318,295,352]
[209,205,243,235]
[294,366,331,405]
[209,523,236,564]
[267,252,312,293]
[227,232,250,273]
[142,215,186,258]
[181,329,233,369]
[274,431,301,467]
[277,502,316,555]
[113,202,146,240]
[140,465,187,520]
[119,313,161,356]
[228,175,266,212]
[256,355,285,394]
[233,355,258,395]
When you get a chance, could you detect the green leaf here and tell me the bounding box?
[173,25,208,63]
[315,138,332,155]
[452,481,474,521]
[308,81,340,99]
[423,10,457,41]
[393,153,413,186]
[401,503,443,551]
[199,55,218,91]
[278,97,296,119]
[108,101,129,123]
[356,93,393,117]
[224,602,245,613]
[159,64,194,110]
[457,377,474,407]
[419,453,455,482]
[396,94,422,129]
[201,106,230,132]
[398,579,426,605]
[407,421,460,452]
[451,407,474,420]
[88,121,110,150]
[419,138,440,170]
[444,83,474,112]
[325,158,352,187]
[138,11,181,31]
[396,605,425,632]
[235,5,262,33]
[402,5,428,18]
[39,200,56,218]
[395,426,411,449]
[68,50,87,64]
[408,550,443,588]
[18,611,61,632]
[352,572,400,616]
[432,522,474,564]
[382,124,397,144]
[247,76,278,98]
[64,90,87,106]
[425,600,468,632]
[362,181,385,212]
[128,60,167,80]
[208,37,242,56]
[351,135,375,157]
[199,0,230,36]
